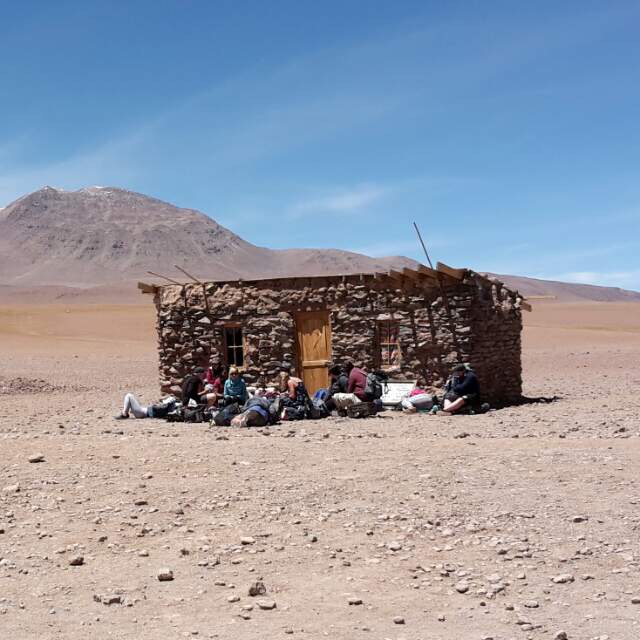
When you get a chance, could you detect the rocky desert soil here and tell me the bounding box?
[1,301,639,640]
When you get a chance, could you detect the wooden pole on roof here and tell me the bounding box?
[412,222,460,359]
[147,270,183,285]
[413,221,435,270]
[174,265,202,284]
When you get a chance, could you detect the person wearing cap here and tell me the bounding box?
[181,366,207,407]
[442,364,480,414]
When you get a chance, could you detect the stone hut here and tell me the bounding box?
[140,263,529,406]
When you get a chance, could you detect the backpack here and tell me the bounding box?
[213,402,241,426]
[364,371,388,400]
[309,397,329,419]
[314,388,329,401]
[165,405,184,422]
[184,404,208,423]
[347,401,377,419]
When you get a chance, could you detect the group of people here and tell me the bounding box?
[115,361,482,422]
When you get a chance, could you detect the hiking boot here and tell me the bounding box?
[114,413,129,420]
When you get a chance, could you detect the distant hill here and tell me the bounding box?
[0,186,637,304]
[0,186,415,288]
[488,273,640,303]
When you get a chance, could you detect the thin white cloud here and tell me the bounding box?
[288,184,389,218]
[553,270,640,289]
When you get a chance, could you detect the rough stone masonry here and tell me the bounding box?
[148,266,526,406]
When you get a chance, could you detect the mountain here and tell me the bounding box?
[0,186,637,304]
[0,186,416,288]
[488,274,640,303]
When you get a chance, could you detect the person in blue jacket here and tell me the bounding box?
[223,366,248,405]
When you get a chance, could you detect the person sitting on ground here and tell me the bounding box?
[401,378,435,413]
[223,366,248,406]
[181,366,207,407]
[325,364,349,411]
[205,364,226,396]
[278,371,306,401]
[441,364,480,414]
[331,361,370,411]
[114,393,177,420]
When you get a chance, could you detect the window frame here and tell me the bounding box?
[222,323,245,369]
[376,318,402,369]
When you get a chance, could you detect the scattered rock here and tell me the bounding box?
[93,594,123,606]
[28,454,45,463]
[256,599,276,610]
[455,580,470,593]
[157,568,174,582]
[348,597,363,605]
[554,633,568,640]
[523,600,539,608]
[552,574,575,584]
[69,555,84,566]
[240,536,255,545]
[393,616,405,624]
[572,515,588,523]
[248,581,266,597]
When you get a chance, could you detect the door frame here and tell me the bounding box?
[294,310,332,392]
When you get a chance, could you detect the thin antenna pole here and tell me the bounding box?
[413,221,434,270]
[147,270,183,285]
[174,264,202,284]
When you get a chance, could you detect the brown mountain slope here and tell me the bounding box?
[488,273,640,303]
[0,186,416,287]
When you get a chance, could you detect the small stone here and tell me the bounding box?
[387,541,402,551]
[393,616,405,624]
[2,483,20,493]
[157,569,174,581]
[437,613,446,621]
[348,597,363,605]
[134,499,148,506]
[631,597,640,604]
[552,574,574,584]
[554,633,568,640]
[572,515,588,523]
[523,600,539,608]
[256,599,276,610]
[28,454,45,463]
[248,581,266,596]
[94,594,123,605]
[228,595,240,603]
[455,580,470,593]
[240,537,255,545]
[138,549,149,557]
[69,555,84,566]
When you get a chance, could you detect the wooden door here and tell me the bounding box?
[296,311,332,395]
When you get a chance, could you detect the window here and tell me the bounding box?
[224,326,244,367]
[377,319,401,368]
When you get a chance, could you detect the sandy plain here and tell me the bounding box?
[1,300,639,640]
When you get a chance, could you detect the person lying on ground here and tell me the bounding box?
[181,366,208,407]
[114,393,177,420]
[442,364,480,414]
[223,366,248,405]
[401,378,435,413]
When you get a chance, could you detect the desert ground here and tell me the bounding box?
[1,300,639,640]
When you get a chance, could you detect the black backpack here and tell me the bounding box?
[364,370,389,400]
[184,404,208,423]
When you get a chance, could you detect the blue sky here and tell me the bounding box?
[1,1,639,290]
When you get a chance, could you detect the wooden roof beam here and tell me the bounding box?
[138,282,158,294]
[436,261,467,280]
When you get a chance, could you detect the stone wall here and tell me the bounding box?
[151,272,524,406]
